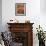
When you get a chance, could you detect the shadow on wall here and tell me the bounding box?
[40,0,46,13]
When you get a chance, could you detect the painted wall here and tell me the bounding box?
[2,0,40,31]
[0,0,2,32]
[2,0,46,46]
[40,0,46,31]
[40,0,46,13]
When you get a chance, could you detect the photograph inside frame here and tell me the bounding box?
[15,3,26,16]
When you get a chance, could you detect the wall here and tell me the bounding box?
[40,0,46,13]
[0,0,2,32]
[2,0,40,31]
[2,0,46,46]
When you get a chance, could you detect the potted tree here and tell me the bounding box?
[36,25,45,46]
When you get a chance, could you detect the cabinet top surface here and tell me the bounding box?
[7,23,34,25]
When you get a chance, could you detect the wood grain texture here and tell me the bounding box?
[7,23,34,46]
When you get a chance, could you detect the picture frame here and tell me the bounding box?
[15,3,26,16]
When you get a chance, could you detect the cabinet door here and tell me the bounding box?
[11,32,28,46]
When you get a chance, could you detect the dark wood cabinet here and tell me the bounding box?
[7,23,34,46]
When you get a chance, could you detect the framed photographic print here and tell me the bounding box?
[15,3,26,16]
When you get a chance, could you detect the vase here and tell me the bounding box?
[39,40,45,46]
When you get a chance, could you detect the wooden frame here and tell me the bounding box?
[15,3,26,16]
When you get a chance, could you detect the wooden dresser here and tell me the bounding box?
[7,23,34,46]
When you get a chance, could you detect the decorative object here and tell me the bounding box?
[36,25,45,46]
[15,3,26,16]
[1,31,12,46]
[8,19,19,23]
[25,20,30,23]
[10,20,13,21]
[0,32,5,46]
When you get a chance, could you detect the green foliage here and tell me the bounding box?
[36,25,45,41]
